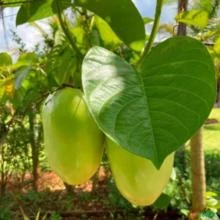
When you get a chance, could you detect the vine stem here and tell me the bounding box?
[55,0,82,58]
[138,0,164,65]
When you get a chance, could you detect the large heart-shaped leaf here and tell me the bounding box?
[82,36,216,168]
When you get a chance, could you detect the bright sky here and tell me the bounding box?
[0,1,177,52]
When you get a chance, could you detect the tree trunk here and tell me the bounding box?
[29,107,39,191]
[177,0,188,36]
[189,128,206,219]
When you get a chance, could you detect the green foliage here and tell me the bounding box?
[0,53,12,66]
[194,0,220,18]
[16,0,71,25]
[152,193,171,210]
[49,212,62,220]
[0,207,11,220]
[82,36,216,167]
[199,210,219,220]
[164,167,191,215]
[176,9,209,29]
[15,0,145,52]
[74,0,145,51]
[0,1,219,217]
[170,149,220,216]
[0,0,23,7]
[47,43,78,85]
[93,15,122,48]
[205,151,220,195]
[205,192,220,214]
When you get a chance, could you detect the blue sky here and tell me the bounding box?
[0,1,177,52]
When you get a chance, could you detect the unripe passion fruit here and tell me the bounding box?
[42,88,104,185]
[106,139,174,206]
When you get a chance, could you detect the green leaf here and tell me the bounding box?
[51,45,78,85]
[94,15,122,48]
[214,37,220,55]
[12,53,38,90]
[70,26,86,48]
[0,78,14,98]
[0,0,22,7]
[74,0,145,51]
[176,9,209,29]
[143,17,154,24]
[206,192,218,198]
[16,0,71,25]
[14,66,32,90]
[0,53,12,66]
[82,36,216,168]
[153,193,171,210]
[13,52,38,69]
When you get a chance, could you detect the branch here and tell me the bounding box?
[55,0,82,58]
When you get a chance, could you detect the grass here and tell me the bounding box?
[203,108,220,151]
[208,107,220,120]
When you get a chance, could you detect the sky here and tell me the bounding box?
[0,1,177,52]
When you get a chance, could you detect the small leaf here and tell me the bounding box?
[74,0,145,51]
[13,52,38,69]
[82,37,216,168]
[51,45,77,85]
[143,17,154,24]
[206,191,218,198]
[0,78,15,98]
[0,0,23,7]
[14,66,32,90]
[214,37,220,55]
[153,193,171,210]
[70,26,86,48]
[176,9,209,29]
[0,52,12,66]
[94,16,122,48]
[5,79,15,96]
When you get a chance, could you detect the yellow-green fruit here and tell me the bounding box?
[42,88,104,185]
[106,139,174,206]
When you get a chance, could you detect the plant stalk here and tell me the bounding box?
[138,0,164,65]
[29,107,39,191]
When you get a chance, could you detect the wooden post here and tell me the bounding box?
[189,128,206,219]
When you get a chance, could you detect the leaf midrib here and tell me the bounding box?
[135,68,158,163]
